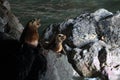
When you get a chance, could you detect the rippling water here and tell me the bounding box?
[9,0,120,31]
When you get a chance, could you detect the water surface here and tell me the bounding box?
[9,0,120,31]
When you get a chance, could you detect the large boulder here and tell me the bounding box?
[42,9,120,80]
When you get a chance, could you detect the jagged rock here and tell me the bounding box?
[0,0,24,39]
[42,9,120,80]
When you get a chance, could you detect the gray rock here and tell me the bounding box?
[42,9,120,80]
[92,8,113,22]
[2,0,11,11]
[0,0,24,39]
[105,48,120,80]
[42,50,79,80]
[96,13,120,47]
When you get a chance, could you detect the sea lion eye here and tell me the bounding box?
[58,34,62,37]
[32,18,36,22]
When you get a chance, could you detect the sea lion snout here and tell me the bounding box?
[61,35,66,40]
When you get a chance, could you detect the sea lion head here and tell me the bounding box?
[28,18,41,29]
[56,34,66,42]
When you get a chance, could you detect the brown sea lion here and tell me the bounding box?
[50,34,66,53]
[20,18,41,47]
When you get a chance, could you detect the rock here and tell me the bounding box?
[42,50,79,80]
[91,9,113,22]
[0,35,48,80]
[97,13,120,47]
[42,8,120,80]
[16,43,47,80]
[0,0,24,39]
[105,48,120,80]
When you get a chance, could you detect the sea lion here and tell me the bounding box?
[20,18,41,47]
[51,34,66,53]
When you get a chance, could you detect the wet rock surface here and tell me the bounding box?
[42,9,120,80]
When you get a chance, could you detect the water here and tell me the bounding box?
[9,0,120,32]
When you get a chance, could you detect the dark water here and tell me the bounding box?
[9,0,120,32]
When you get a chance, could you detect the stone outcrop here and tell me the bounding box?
[42,9,120,80]
[0,0,23,39]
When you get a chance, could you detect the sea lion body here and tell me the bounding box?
[51,34,66,53]
[20,18,41,47]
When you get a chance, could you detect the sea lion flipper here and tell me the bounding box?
[61,48,66,55]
